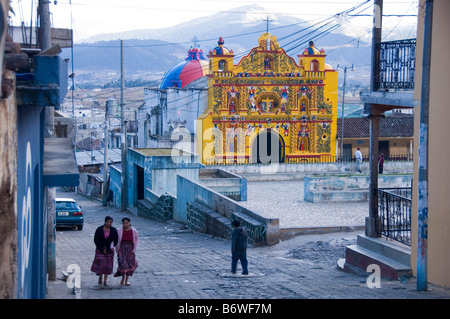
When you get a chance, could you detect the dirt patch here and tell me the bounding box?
[289,238,357,267]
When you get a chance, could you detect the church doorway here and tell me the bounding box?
[251,129,285,164]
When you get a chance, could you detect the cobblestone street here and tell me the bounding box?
[47,181,450,302]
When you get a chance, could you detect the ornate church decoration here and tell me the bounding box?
[198,34,338,164]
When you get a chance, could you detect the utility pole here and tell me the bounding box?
[337,64,355,161]
[39,0,57,281]
[38,0,56,280]
[417,0,433,292]
[103,100,110,207]
[38,0,51,50]
[366,0,383,238]
[120,40,128,211]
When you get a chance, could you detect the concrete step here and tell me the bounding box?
[126,206,139,216]
[356,234,411,267]
[341,243,412,280]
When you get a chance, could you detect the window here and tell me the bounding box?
[55,123,68,138]
[310,60,319,71]
[218,60,227,71]
[56,201,79,210]
[264,56,272,70]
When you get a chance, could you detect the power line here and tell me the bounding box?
[69,0,378,113]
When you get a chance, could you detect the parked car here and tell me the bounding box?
[55,198,84,230]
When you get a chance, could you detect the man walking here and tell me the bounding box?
[231,220,249,275]
[378,153,385,174]
[355,147,363,173]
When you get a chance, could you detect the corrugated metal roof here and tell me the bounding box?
[337,114,414,138]
[76,148,122,166]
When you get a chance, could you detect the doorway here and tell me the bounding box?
[379,141,389,159]
[251,129,285,164]
[136,165,145,201]
[343,144,353,162]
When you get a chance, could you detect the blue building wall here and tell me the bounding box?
[11,51,70,299]
[16,105,46,299]
[110,149,202,209]
[109,165,122,208]
[127,149,201,208]
[127,149,150,208]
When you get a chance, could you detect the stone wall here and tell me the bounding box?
[186,201,232,240]
[137,188,174,222]
[186,201,267,246]
[0,70,17,299]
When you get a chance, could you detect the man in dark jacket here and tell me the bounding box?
[231,220,249,275]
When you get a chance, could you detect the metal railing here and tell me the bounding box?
[377,39,416,90]
[377,187,412,246]
[204,154,413,165]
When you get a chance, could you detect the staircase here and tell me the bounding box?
[338,234,412,280]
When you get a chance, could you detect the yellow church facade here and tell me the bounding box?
[197,33,338,164]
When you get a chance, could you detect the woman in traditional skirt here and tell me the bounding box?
[114,217,139,286]
[91,216,118,287]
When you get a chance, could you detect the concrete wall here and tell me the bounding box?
[127,148,202,207]
[412,0,450,288]
[304,174,413,202]
[77,172,103,199]
[337,137,413,160]
[198,168,247,201]
[208,161,413,181]
[152,165,199,196]
[176,175,280,245]
[139,88,208,147]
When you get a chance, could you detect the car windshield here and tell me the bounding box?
[56,202,79,210]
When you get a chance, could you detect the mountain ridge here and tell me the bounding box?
[65,4,414,87]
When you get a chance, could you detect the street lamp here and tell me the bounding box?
[336,64,355,161]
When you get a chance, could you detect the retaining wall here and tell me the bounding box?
[208,161,413,181]
[304,174,413,202]
[136,188,175,222]
[176,175,279,246]
[198,168,247,201]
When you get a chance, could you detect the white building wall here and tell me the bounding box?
[139,87,208,148]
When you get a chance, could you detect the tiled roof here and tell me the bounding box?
[337,114,414,138]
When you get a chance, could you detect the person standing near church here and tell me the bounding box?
[231,220,249,275]
[378,153,385,174]
[355,147,363,173]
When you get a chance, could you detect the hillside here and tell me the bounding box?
[64,4,414,88]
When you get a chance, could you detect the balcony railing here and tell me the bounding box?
[204,154,413,165]
[377,39,416,90]
[377,187,412,246]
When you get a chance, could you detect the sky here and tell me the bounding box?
[8,0,419,43]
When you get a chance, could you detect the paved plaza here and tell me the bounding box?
[241,180,368,229]
[47,181,450,303]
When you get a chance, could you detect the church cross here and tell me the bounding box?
[261,97,273,112]
[191,35,199,47]
[264,16,272,33]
